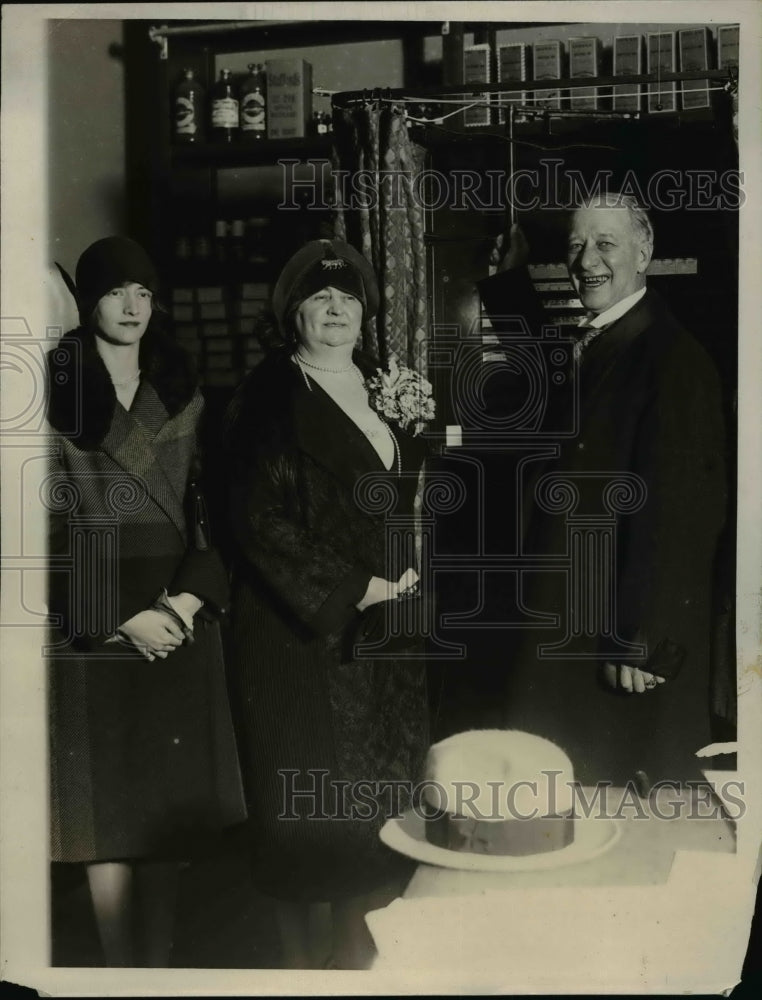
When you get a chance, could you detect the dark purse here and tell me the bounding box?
[352,581,428,657]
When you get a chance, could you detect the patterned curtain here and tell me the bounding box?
[332,100,429,378]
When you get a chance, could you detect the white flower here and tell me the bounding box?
[366,354,436,436]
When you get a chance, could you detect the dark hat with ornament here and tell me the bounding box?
[272,238,379,334]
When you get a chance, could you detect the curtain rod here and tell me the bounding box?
[332,68,736,104]
[149,21,306,40]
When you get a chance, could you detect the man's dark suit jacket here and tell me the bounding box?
[476,268,727,787]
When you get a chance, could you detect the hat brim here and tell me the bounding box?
[379,806,621,873]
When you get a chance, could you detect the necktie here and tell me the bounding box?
[573,322,609,363]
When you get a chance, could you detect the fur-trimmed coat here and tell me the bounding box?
[46,326,245,863]
[225,348,429,902]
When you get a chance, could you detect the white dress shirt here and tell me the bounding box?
[578,286,647,330]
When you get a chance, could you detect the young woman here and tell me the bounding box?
[45,236,246,966]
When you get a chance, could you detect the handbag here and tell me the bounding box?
[352,582,429,657]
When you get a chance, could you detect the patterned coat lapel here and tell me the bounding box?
[99,381,201,540]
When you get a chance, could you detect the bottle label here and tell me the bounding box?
[175,96,197,136]
[211,97,239,128]
[241,92,266,131]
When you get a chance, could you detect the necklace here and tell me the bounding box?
[110,370,141,388]
[293,352,365,391]
[294,351,356,374]
[382,418,402,477]
[293,355,401,476]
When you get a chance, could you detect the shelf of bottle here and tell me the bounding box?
[170,135,334,167]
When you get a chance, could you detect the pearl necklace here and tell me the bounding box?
[110,370,141,388]
[293,353,401,476]
[294,351,357,374]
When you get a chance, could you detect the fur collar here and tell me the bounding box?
[46,324,197,450]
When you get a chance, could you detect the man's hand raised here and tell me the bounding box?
[489,222,530,272]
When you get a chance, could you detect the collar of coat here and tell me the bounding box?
[46,324,198,450]
[225,347,427,493]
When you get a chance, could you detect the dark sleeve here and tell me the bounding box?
[476,266,546,337]
[614,342,727,679]
[169,546,230,616]
[167,396,231,615]
[230,462,372,637]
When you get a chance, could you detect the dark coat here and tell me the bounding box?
[477,270,728,787]
[225,348,429,902]
[46,327,246,862]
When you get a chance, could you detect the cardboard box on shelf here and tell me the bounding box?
[198,302,227,321]
[200,321,230,338]
[265,59,312,139]
[195,286,225,304]
[234,299,267,318]
[613,35,642,113]
[240,282,271,299]
[172,303,195,322]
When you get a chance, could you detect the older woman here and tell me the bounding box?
[46,236,246,966]
[224,239,429,969]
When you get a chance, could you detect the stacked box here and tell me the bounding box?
[717,25,739,71]
[463,44,491,127]
[647,32,677,113]
[169,278,272,385]
[679,28,711,110]
[613,35,642,112]
[568,37,600,111]
[265,59,312,139]
[533,41,563,110]
[497,43,529,121]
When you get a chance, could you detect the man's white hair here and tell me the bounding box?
[574,191,654,248]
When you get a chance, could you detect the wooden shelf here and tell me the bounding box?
[170,135,333,168]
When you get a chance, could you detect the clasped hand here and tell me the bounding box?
[118,592,202,662]
[118,610,184,661]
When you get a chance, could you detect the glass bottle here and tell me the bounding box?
[172,68,205,144]
[230,219,245,263]
[210,69,239,142]
[239,63,267,141]
[214,219,229,265]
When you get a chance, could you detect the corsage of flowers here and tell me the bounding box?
[366,355,436,436]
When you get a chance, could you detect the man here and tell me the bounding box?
[476,194,728,787]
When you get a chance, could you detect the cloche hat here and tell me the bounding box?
[272,238,380,335]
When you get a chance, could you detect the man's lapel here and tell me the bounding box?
[579,290,655,414]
